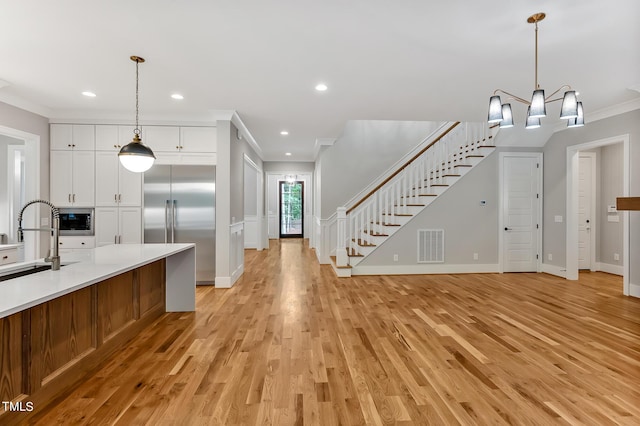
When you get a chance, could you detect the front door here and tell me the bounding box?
[279,181,303,238]
[501,154,541,272]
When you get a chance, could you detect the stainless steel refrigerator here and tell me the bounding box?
[144,165,215,284]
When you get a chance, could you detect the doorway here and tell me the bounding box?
[279,180,303,238]
[566,135,629,295]
[499,152,542,272]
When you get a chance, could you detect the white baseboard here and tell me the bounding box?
[541,263,567,278]
[215,276,232,288]
[594,262,623,276]
[351,263,499,276]
[215,264,244,289]
[630,283,640,298]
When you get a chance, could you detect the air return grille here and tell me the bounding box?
[417,229,444,263]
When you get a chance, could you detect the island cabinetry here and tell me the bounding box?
[0,313,22,404]
[0,259,165,425]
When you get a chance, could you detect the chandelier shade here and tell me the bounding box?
[559,91,578,119]
[529,90,546,118]
[488,95,504,123]
[118,56,156,173]
[567,102,585,128]
[499,104,514,128]
[486,13,584,129]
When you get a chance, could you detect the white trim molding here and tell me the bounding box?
[595,262,623,276]
[541,263,567,278]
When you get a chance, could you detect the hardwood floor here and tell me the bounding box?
[28,239,640,425]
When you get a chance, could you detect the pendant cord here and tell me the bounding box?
[534,21,539,90]
[134,59,140,136]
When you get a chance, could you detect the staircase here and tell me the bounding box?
[331,121,496,277]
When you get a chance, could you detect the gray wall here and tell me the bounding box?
[230,122,262,224]
[244,165,257,216]
[542,109,640,282]
[598,144,624,266]
[318,120,445,218]
[361,149,500,266]
[0,101,50,255]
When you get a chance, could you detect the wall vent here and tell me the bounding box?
[417,229,444,263]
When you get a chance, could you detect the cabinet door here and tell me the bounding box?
[50,150,73,206]
[119,207,142,244]
[95,152,119,206]
[72,125,95,150]
[180,127,217,152]
[50,124,73,150]
[95,125,120,151]
[95,208,118,246]
[71,151,95,206]
[144,126,180,152]
[118,163,142,206]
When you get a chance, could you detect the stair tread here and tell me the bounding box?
[466,154,484,158]
[382,213,413,216]
[454,164,473,167]
[393,204,425,207]
[364,231,389,237]
[477,145,496,148]
[372,222,401,226]
[352,238,376,247]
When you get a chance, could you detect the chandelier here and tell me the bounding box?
[487,13,584,129]
[118,56,156,173]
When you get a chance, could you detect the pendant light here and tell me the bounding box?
[118,56,155,173]
[486,13,584,129]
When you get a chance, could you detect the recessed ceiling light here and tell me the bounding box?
[280,130,289,135]
[285,152,292,156]
[171,93,184,100]
[82,91,96,97]
[315,83,328,92]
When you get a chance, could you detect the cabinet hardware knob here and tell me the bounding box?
[176,146,180,149]
[2,255,8,260]
[68,144,72,147]
[72,144,76,147]
[114,144,117,148]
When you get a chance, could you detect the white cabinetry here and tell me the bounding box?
[58,236,95,257]
[95,125,136,151]
[95,151,142,207]
[95,207,141,246]
[0,246,18,265]
[50,150,95,207]
[50,124,95,150]
[144,126,181,152]
[179,127,217,152]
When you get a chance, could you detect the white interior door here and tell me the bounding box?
[501,154,541,272]
[578,154,595,270]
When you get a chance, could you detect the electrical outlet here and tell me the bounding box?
[614,253,620,261]
[473,253,478,260]
[548,253,553,261]
[393,254,398,262]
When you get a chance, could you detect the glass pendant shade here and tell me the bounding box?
[559,90,578,119]
[487,95,503,123]
[529,89,546,118]
[567,102,584,128]
[118,134,156,172]
[525,107,541,129]
[499,104,514,128]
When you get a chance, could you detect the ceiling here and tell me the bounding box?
[1,0,639,161]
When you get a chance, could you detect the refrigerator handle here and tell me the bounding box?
[165,200,170,243]
[172,200,177,243]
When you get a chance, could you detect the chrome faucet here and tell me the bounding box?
[17,199,61,270]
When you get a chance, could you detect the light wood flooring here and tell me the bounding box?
[29,239,640,425]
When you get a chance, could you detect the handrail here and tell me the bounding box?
[346,121,460,215]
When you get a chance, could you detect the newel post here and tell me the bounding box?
[336,207,348,267]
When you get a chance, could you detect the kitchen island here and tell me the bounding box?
[0,243,195,425]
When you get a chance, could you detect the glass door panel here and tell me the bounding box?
[279,181,303,238]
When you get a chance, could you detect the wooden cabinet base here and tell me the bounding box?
[0,260,165,425]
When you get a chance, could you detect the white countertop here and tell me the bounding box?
[0,243,195,319]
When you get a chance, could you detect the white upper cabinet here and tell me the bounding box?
[95,125,138,151]
[50,124,95,150]
[180,127,217,152]
[143,126,180,152]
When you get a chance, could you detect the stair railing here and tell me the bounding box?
[335,122,494,266]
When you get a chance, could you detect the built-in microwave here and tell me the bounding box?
[57,208,94,236]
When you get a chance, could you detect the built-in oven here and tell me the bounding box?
[57,208,94,236]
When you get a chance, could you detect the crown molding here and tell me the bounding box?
[0,92,52,118]
[553,97,640,133]
[313,138,336,160]
[231,111,263,159]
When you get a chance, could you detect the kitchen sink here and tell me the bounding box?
[0,263,66,282]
